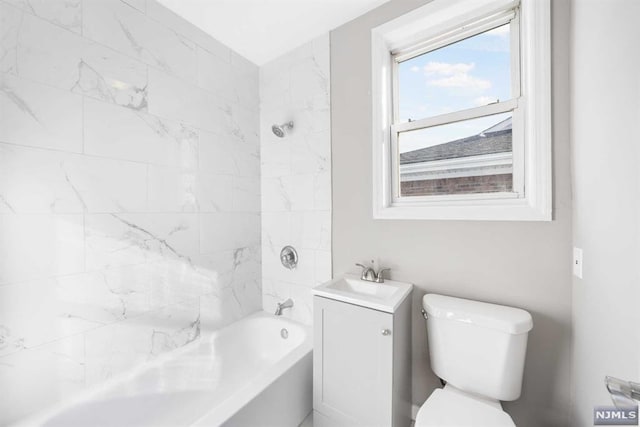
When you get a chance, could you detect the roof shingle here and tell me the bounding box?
[400,117,512,165]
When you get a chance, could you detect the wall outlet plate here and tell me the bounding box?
[573,247,583,279]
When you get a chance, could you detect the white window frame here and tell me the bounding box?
[371,0,552,221]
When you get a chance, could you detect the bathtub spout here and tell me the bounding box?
[275,299,294,316]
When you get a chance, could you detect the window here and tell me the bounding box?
[394,15,519,199]
[372,0,552,221]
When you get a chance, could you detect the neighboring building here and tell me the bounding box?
[399,117,513,197]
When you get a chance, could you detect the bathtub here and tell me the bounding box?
[16,312,313,427]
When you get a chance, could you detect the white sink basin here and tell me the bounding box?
[328,277,398,298]
[312,274,413,313]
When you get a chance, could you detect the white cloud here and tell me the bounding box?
[410,65,420,72]
[423,61,475,76]
[423,61,491,91]
[429,74,491,90]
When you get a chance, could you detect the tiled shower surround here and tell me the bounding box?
[0,0,261,422]
[260,35,332,324]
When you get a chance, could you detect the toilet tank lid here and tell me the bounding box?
[423,294,533,334]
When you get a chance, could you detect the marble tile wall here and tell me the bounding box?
[260,34,332,325]
[0,0,261,423]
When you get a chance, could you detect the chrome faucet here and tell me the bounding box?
[355,263,391,283]
[274,298,294,316]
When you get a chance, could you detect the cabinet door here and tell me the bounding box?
[313,296,393,426]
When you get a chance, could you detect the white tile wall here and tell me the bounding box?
[3,0,82,33]
[260,34,331,325]
[82,0,198,83]
[0,214,86,285]
[77,41,149,110]
[1,1,332,422]
[0,73,83,152]
[83,98,199,166]
[0,0,261,423]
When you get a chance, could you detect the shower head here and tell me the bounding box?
[272,121,294,138]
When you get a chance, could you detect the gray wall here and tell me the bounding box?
[330,0,572,425]
[570,0,640,425]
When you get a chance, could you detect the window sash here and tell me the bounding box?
[389,6,523,203]
[391,8,521,126]
[390,110,522,202]
[392,98,518,134]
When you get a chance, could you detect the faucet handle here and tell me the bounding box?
[375,268,390,283]
[355,263,368,280]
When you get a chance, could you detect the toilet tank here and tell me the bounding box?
[423,294,533,401]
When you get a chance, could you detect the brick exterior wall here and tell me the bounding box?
[401,173,513,197]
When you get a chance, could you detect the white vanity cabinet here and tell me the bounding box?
[312,280,412,427]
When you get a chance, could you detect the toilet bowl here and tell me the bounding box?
[415,385,515,427]
[416,294,533,427]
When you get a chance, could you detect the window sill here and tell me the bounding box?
[374,198,552,221]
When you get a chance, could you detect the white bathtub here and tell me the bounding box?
[16,312,313,427]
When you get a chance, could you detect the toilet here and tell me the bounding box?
[415,294,533,427]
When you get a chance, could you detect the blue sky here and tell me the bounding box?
[398,24,513,153]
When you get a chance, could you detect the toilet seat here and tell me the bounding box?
[415,385,516,427]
